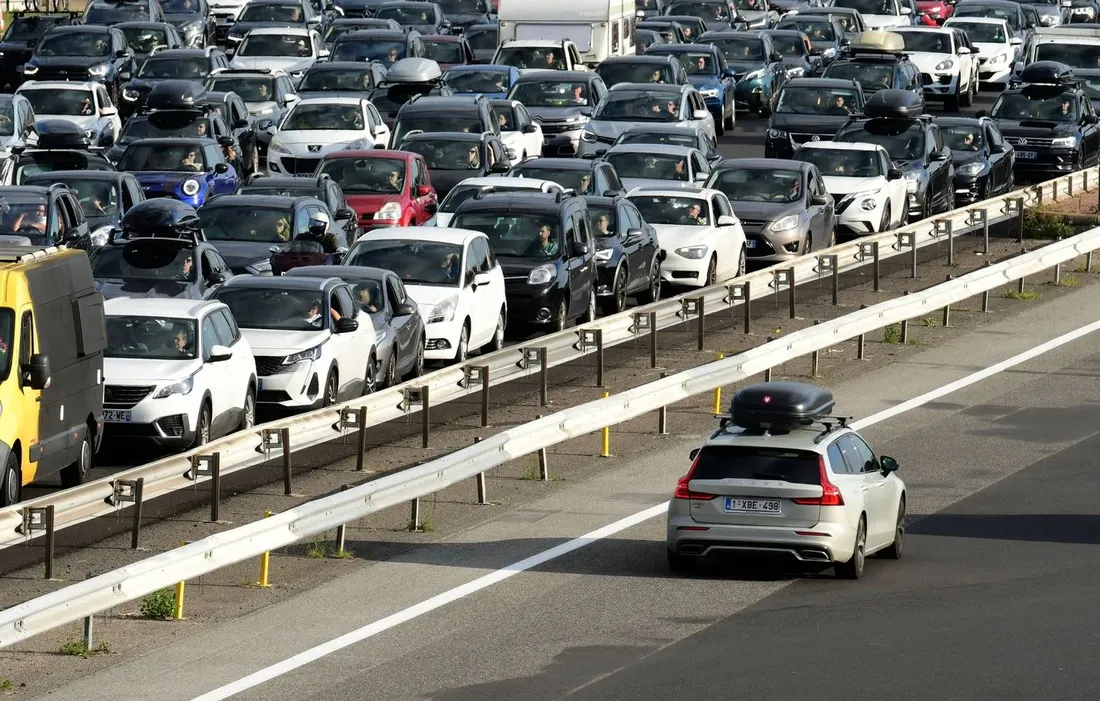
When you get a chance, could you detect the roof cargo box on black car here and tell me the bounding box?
[863,89,925,119]
[730,381,835,432]
[145,80,207,112]
[1018,61,1076,86]
[32,119,92,150]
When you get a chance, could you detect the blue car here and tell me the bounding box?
[441,64,521,99]
[117,137,240,207]
[645,43,736,132]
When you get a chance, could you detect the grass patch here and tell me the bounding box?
[921,317,938,327]
[329,547,354,559]
[140,588,176,620]
[883,324,902,344]
[1023,208,1075,240]
[1002,288,1041,301]
[306,540,327,559]
[407,512,434,533]
[0,678,13,693]
[519,464,540,480]
[1048,274,1080,288]
[58,640,111,658]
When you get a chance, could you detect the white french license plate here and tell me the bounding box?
[724,497,781,514]
[1017,150,1037,160]
[745,238,756,248]
[103,409,132,423]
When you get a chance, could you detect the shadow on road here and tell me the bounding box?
[909,513,1100,545]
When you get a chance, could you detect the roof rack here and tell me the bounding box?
[719,381,838,436]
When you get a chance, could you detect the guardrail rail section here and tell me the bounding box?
[3,221,1099,649]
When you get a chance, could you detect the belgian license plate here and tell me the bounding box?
[724,497,781,514]
[745,238,756,248]
[103,409,132,423]
[1017,150,1037,160]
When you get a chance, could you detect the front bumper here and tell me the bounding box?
[920,71,959,98]
[540,126,584,157]
[504,281,563,326]
[740,221,807,263]
[953,172,988,205]
[1012,148,1079,181]
[256,358,326,408]
[666,515,857,565]
[424,318,464,361]
[763,130,835,159]
[268,151,322,176]
[733,80,766,111]
[660,249,710,287]
[977,59,1012,84]
[102,390,199,448]
[837,195,888,236]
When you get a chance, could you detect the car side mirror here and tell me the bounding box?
[394,301,416,316]
[880,455,899,474]
[811,193,829,205]
[691,108,709,120]
[887,167,902,179]
[571,241,589,256]
[22,352,50,390]
[473,271,492,287]
[226,47,235,58]
[217,135,234,147]
[716,214,737,226]
[1086,114,1099,125]
[101,106,117,116]
[116,49,129,58]
[623,226,643,241]
[522,123,538,133]
[770,52,783,62]
[693,171,708,182]
[931,150,948,161]
[958,46,970,54]
[760,104,771,116]
[1011,36,1023,45]
[688,447,700,460]
[900,5,912,12]
[335,207,355,220]
[974,109,988,118]
[233,118,249,129]
[214,162,230,173]
[723,66,738,77]
[489,160,510,173]
[415,184,431,197]
[335,317,359,333]
[208,344,232,362]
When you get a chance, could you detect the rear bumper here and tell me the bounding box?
[666,516,855,564]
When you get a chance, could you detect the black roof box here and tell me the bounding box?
[1018,60,1075,86]
[33,119,91,150]
[730,381,835,432]
[863,88,924,119]
[145,79,207,112]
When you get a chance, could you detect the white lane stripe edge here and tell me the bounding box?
[191,316,1100,701]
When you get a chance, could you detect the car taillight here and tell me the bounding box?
[672,452,717,500]
[792,455,845,506]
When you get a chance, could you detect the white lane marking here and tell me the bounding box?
[192,317,1100,701]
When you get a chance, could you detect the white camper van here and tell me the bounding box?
[497,0,636,68]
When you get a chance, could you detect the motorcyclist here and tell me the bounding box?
[294,210,341,253]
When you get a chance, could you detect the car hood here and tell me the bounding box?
[971,41,1012,59]
[209,239,278,271]
[996,120,1079,138]
[29,55,111,68]
[621,176,698,191]
[229,55,315,73]
[905,51,953,73]
[587,118,681,140]
[134,171,192,187]
[861,14,909,28]
[295,90,372,101]
[126,76,202,93]
[726,59,765,76]
[166,12,206,25]
[229,20,308,35]
[39,114,100,131]
[951,150,986,168]
[822,174,887,195]
[95,278,198,299]
[241,327,329,354]
[687,74,723,90]
[528,105,592,123]
[346,192,404,215]
[499,256,554,278]
[770,112,851,134]
[444,12,491,28]
[105,357,202,384]
[650,223,712,248]
[402,284,458,310]
[276,129,366,147]
[728,200,805,222]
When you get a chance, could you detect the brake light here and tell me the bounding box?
[792,455,845,506]
[672,452,718,500]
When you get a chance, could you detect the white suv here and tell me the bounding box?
[894,26,977,111]
[794,141,908,235]
[666,381,906,579]
[103,298,257,450]
[345,227,507,364]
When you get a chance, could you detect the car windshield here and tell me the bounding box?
[1035,43,1100,67]
[439,183,553,212]
[119,142,207,171]
[447,69,512,94]
[161,0,203,11]
[940,124,985,151]
[628,195,710,225]
[450,214,562,258]
[239,3,306,21]
[0,103,13,137]
[635,31,661,51]
[776,87,859,114]
[62,179,121,219]
[200,206,294,242]
[300,67,377,92]
[494,46,568,70]
[946,21,1006,42]
[14,154,114,183]
[667,1,731,19]
[394,118,480,145]
[375,6,436,24]
[85,2,149,23]
[731,0,766,8]
[594,90,682,121]
[777,20,835,42]
[107,316,198,360]
[709,167,803,202]
[138,56,211,78]
[837,123,924,160]
[897,31,952,53]
[2,18,61,42]
[825,62,895,92]
[954,5,1018,30]
[282,103,364,130]
[464,27,498,50]
[597,63,675,87]
[769,34,809,56]
[120,26,169,54]
[118,113,210,144]
[512,166,594,193]
[92,243,196,282]
[35,31,112,57]
[345,239,464,286]
[991,91,1078,122]
[215,287,329,331]
[799,148,883,177]
[0,193,49,240]
[423,39,463,63]
[605,152,691,182]
[705,38,763,61]
[617,131,699,149]
[669,51,718,75]
[22,87,96,117]
[402,139,482,170]
[508,80,590,106]
[587,203,619,236]
[239,33,313,57]
[318,156,407,193]
[206,76,276,102]
[332,39,405,63]
[833,0,894,13]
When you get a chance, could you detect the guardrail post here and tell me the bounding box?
[22,506,57,579]
[1054,262,1062,286]
[520,348,549,407]
[409,498,420,531]
[334,486,349,556]
[261,428,293,495]
[724,281,751,333]
[421,385,430,447]
[173,581,185,620]
[83,615,94,651]
[1017,275,1026,295]
[339,407,368,471]
[859,242,880,292]
[942,275,953,327]
[1068,175,1074,197]
[1009,197,1025,244]
[111,477,145,549]
[743,280,752,331]
[857,305,867,360]
[982,264,992,312]
[1052,181,1058,203]
[771,268,796,319]
[712,353,724,414]
[764,337,774,382]
[631,311,658,368]
[189,453,221,522]
[473,437,488,504]
[600,392,611,457]
[810,321,820,377]
[679,297,705,350]
[1088,251,1095,274]
[896,231,917,279]
[257,510,272,588]
[935,219,954,267]
[536,416,549,480]
[657,371,669,434]
[464,365,490,427]
[970,208,989,256]
[577,329,604,387]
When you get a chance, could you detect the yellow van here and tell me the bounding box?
[0,245,106,507]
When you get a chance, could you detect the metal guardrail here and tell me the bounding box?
[3,223,1096,650]
[0,168,1090,552]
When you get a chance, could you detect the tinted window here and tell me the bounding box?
[691,445,822,484]
[826,441,852,474]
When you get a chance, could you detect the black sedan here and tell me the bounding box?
[937,116,1017,204]
[91,235,232,299]
[584,195,663,314]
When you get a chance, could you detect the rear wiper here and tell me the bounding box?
[752,471,788,481]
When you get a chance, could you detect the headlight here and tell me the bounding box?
[675,245,708,259]
[987,53,1006,65]
[153,373,195,398]
[860,197,879,211]
[88,63,110,77]
[934,58,955,72]
[269,138,290,154]
[822,47,836,59]
[180,20,203,35]
[1051,136,1077,148]
[282,345,322,365]
[343,137,371,150]
[699,88,720,97]
[22,65,38,75]
[122,88,140,101]
[228,33,243,42]
[181,179,201,196]
[767,128,787,139]
[374,201,402,220]
[89,225,113,248]
[904,171,920,193]
[245,258,272,275]
[786,66,805,77]
[580,128,598,142]
[594,247,613,261]
[768,214,799,232]
[527,264,555,284]
[427,298,456,323]
[744,69,765,81]
[956,162,983,177]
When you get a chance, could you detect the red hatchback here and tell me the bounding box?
[315,150,438,232]
[916,0,953,23]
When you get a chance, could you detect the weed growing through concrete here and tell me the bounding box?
[329,547,354,559]
[0,678,13,693]
[520,464,539,480]
[58,640,111,658]
[921,317,938,327]
[1047,274,1079,287]
[307,540,327,559]
[883,324,902,344]
[140,588,176,620]
[1002,288,1041,301]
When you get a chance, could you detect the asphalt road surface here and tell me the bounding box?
[33,226,1100,701]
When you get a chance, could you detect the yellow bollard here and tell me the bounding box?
[257,510,273,588]
[712,353,725,414]
[173,581,185,620]
[600,392,611,457]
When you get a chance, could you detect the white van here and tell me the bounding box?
[497,0,636,68]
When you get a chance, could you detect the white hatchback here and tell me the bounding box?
[943,18,1020,86]
[267,96,390,175]
[103,298,257,450]
[17,80,122,148]
[228,27,326,81]
[794,141,908,235]
[489,98,544,165]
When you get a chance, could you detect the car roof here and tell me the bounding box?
[203,194,307,207]
[288,264,389,281]
[445,64,514,74]
[23,169,128,182]
[453,175,560,189]
[701,422,851,451]
[49,24,112,33]
[934,116,985,126]
[626,185,719,198]
[105,297,222,318]
[800,140,883,152]
[146,48,210,57]
[223,275,336,291]
[0,185,50,196]
[359,225,484,245]
[512,70,592,82]
[894,25,954,34]
[295,96,367,106]
[400,96,480,111]
[401,131,483,142]
[248,26,311,36]
[326,149,416,159]
[114,20,173,27]
[785,77,862,89]
[422,34,460,42]
[306,61,384,71]
[800,5,859,13]
[606,143,702,156]
[240,176,324,188]
[944,16,1010,24]
[516,157,596,170]
[500,38,570,47]
[715,157,810,171]
[646,42,721,52]
[607,82,688,94]
[126,136,218,146]
[20,81,97,90]
[453,191,568,213]
[340,29,408,39]
[600,54,680,64]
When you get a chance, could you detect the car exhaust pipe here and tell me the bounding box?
[678,544,704,555]
[801,549,830,562]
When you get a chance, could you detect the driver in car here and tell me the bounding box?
[385,169,403,192]
[357,284,378,312]
[833,95,853,114]
[465,146,481,168]
[385,47,401,66]
[275,216,291,240]
[173,328,193,356]
[960,132,979,150]
[13,202,46,233]
[181,150,202,171]
[440,252,461,282]
[178,253,195,280]
[532,224,559,256]
[680,203,707,225]
[595,213,613,235]
[296,39,311,57]
[87,184,117,214]
[79,96,94,116]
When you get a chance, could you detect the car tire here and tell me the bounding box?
[879,202,892,232]
[238,386,255,431]
[323,370,338,406]
[638,260,661,305]
[705,255,717,286]
[602,267,628,315]
[835,516,866,579]
[583,287,597,324]
[383,352,397,389]
[554,298,568,332]
[945,91,960,112]
[879,497,906,560]
[667,550,696,574]
[454,323,470,364]
[1,451,19,507]
[362,354,378,395]
[736,246,746,277]
[406,335,426,379]
[491,308,506,352]
[190,402,212,449]
[715,113,725,137]
[724,104,735,130]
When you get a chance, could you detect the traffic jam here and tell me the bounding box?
[0,0,1095,485]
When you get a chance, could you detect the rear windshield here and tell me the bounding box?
[691,445,821,484]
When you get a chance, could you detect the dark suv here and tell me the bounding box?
[595,54,690,88]
[21,25,136,101]
[0,183,91,249]
[0,11,83,91]
[119,46,231,120]
[391,94,497,145]
[765,77,866,158]
[238,173,358,243]
[450,191,598,332]
[822,35,923,99]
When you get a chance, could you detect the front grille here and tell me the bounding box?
[280,157,320,175]
[539,121,582,135]
[157,414,186,437]
[255,355,286,376]
[790,132,824,144]
[921,72,933,86]
[104,384,154,408]
[738,218,768,228]
[746,234,776,257]
[1005,136,1056,149]
[37,66,89,80]
[257,389,292,403]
